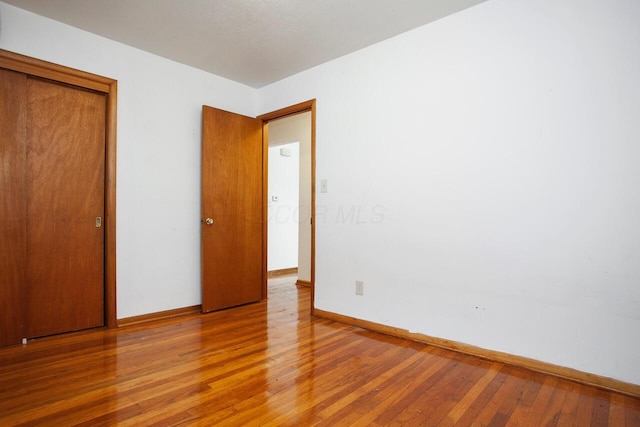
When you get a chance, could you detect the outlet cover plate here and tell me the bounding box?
[355,280,364,296]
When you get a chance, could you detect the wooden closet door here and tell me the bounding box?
[0,69,27,345]
[25,77,106,338]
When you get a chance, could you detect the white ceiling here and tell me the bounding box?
[3,0,486,88]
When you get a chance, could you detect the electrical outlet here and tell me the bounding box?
[355,280,364,296]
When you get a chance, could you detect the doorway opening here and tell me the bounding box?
[266,113,311,283]
[259,100,316,313]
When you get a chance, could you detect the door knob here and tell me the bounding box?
[205,218,214,225]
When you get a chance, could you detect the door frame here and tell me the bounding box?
[0,49,118,328]
[258,100,316,313]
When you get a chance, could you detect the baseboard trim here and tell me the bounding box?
[117,305,201,327]
[313,308,640,398]
[268,267,298,278]
[296,279,311,287]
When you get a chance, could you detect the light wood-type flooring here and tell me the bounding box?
[1,276,639,426]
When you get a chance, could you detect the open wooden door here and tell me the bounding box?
[201,106,265,312]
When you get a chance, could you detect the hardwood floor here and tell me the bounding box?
[1,276,639,426]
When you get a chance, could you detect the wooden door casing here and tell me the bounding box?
[201,106,264,312]
[257,99,317,314]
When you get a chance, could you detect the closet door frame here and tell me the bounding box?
[0,49,118,328]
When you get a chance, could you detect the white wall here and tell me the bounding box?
[267,142,299,271]
[258,0,640,385]
[0,2,257,318]
[296,114,312,283]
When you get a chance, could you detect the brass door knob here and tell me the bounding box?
[205,218,214,225]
